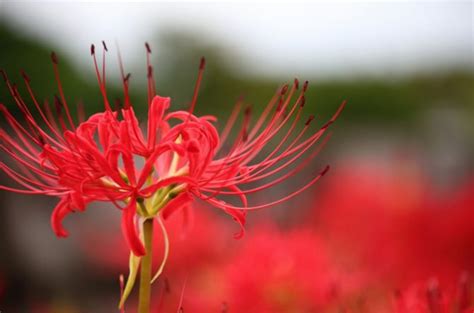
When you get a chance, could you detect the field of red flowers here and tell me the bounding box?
[8,157,469,313]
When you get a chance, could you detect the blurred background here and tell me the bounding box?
[0,1,473,312]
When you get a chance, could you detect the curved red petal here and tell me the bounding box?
[50,197,72,238]
[121,199,145,256]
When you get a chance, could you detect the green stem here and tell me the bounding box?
[138,218,154,313]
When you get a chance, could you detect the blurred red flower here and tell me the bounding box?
[148,225,366,313]
[313,158,474,287]
[392,275,472,313]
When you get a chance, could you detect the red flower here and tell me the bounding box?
[1,43,344,260]
[313,158,474,286]
[392,274,473,313]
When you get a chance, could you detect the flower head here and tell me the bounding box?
[1,43,344,305]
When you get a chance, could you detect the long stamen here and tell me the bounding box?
[145,42,156,106]
[117,45,132,109]
[50,52,75,129]
[188,57,205,115]
[91,44,111,111]
[20,70,66,144]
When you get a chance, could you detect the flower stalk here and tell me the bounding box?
[138,218,154,313]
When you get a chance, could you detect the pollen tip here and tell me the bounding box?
[305,115,314,125]
[0,69,7,82]
[38,134,46,146]
[124,73,131,82]
[20,70,31,82]
[102,40,108,52]
[242,131,248,142]
[145,42,152,53]
[90,44,95,55]
[321,120,333,130]
[303,80,309,92]
[280,84,289,95]
[54,94,63,110]
[11,84,19,96]
[199,57,206,69]
[50,52,58,64]
[294,78,299,89]
[244,105,252,116]
[321,165,330,176]
[300,95,306,107]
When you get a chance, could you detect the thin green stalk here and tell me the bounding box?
[138,218,154,313]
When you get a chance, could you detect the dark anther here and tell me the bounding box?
[199,57,206,70]
[303,80,309,92]
[321,165,330,176]
[0,69,7,82]
[54,95,63,114]
[300,96,306,107]
[20,70,31,82]
[51,52,59,64]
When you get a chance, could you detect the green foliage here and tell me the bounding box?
[1,24,472,134]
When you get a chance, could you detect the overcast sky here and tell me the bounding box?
[1,1,472,78]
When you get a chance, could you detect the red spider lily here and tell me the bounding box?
[392,274,473,313]
[313,158,474,287]
[215,228,360,313]
[1,42,344,262]
[150,226,366,313]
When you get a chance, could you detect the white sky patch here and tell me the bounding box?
[0,1,472,79]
